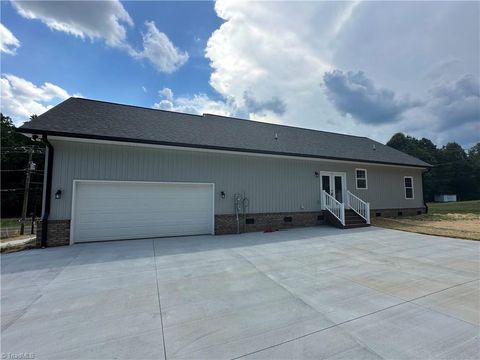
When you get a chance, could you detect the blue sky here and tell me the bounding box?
[1,1,222,107]
[1,1,479,147]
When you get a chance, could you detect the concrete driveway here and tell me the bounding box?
[1,227,479,359]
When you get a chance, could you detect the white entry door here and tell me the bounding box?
[71,181,214,243]
[320,172,346,207]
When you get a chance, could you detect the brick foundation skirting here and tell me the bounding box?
[34,207,425,246]
[371,207,426,218]
[36,220,70,247]
[215,211,325,235]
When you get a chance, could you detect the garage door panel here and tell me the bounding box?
[76,217,212,231]
[76,208,212,218]
[76,215,212,228]
[72,182,213,242]
[77,227,207,242]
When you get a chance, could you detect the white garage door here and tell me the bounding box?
[72,181,214,243]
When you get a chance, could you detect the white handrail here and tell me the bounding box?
[347,191,370,224]
[322,190,345,226]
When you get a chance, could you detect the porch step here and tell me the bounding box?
[344,223,370,229]
[325,209,370,229]
[345,210,368,228]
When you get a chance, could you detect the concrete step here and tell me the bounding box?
[346,219,366,224]
[324,209,370,229]
[345,216,363,220]
[344,223,370,229]
[345,216,365,221]
[345,214,368,227]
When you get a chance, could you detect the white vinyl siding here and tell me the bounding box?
[71,181,214,243]
[404,176,414,199]
[49,139,425,218]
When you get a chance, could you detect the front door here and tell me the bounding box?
[320,172,346,207]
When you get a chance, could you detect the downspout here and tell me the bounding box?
[41,135,54,248]
[422,169,429,214]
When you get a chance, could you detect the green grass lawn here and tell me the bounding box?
[427,200,480,215]
[1,218,22,228]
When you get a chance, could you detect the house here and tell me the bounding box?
[19,98,430,247]
[434,194,457,202]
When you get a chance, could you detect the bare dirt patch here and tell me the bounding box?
[373,214,480,240]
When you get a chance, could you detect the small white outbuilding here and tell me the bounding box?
[434,194,457,202]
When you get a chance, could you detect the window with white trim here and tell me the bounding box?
[355,169,367,189]
[404,176,414,199]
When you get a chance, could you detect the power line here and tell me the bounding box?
[1,149,45,154]
[1,188,43,192]
[0,169,44,172]
[1,145,45,149]
[1,147,44,149]
[1,151,45,155]
[1,146,45,150]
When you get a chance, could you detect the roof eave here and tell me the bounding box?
[18,128,431,169]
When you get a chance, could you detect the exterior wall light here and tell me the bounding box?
[220,191,226,199]
[55,190,62,199]
[314,171,319,178]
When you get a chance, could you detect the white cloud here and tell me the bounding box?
[428,74,480,146]
[153,88,233,116]
[131,21,189,74]
[11,0,133,47]
[0,23,20,55]
[201,1,479,146]
[429,74,480,129]
[11,2,188,73]
[0,74,71,125]
[159,87,173,101]
[153,99,174,111]
[205,1,348,118]
[323,70,422,124]
[243,91,286,116]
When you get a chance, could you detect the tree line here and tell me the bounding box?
[1,114,45,218]
[387,133,480,202]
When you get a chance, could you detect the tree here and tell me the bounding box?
[387,133,439,201]
[1,114,45,217]
[387,133,409,151]
[468,143,480,163]
[386,132,479,201]
[468,144,480,200]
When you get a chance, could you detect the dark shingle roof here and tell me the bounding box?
[19,97,430,167]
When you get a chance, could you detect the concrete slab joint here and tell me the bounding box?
[1,227,478,359]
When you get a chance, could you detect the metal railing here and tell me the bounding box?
[322,190,345,226]
[347,191,370,224]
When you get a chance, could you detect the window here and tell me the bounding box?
[355,169,367,189]
[404,176,414,199]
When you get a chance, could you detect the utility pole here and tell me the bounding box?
[20,148,34,235]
